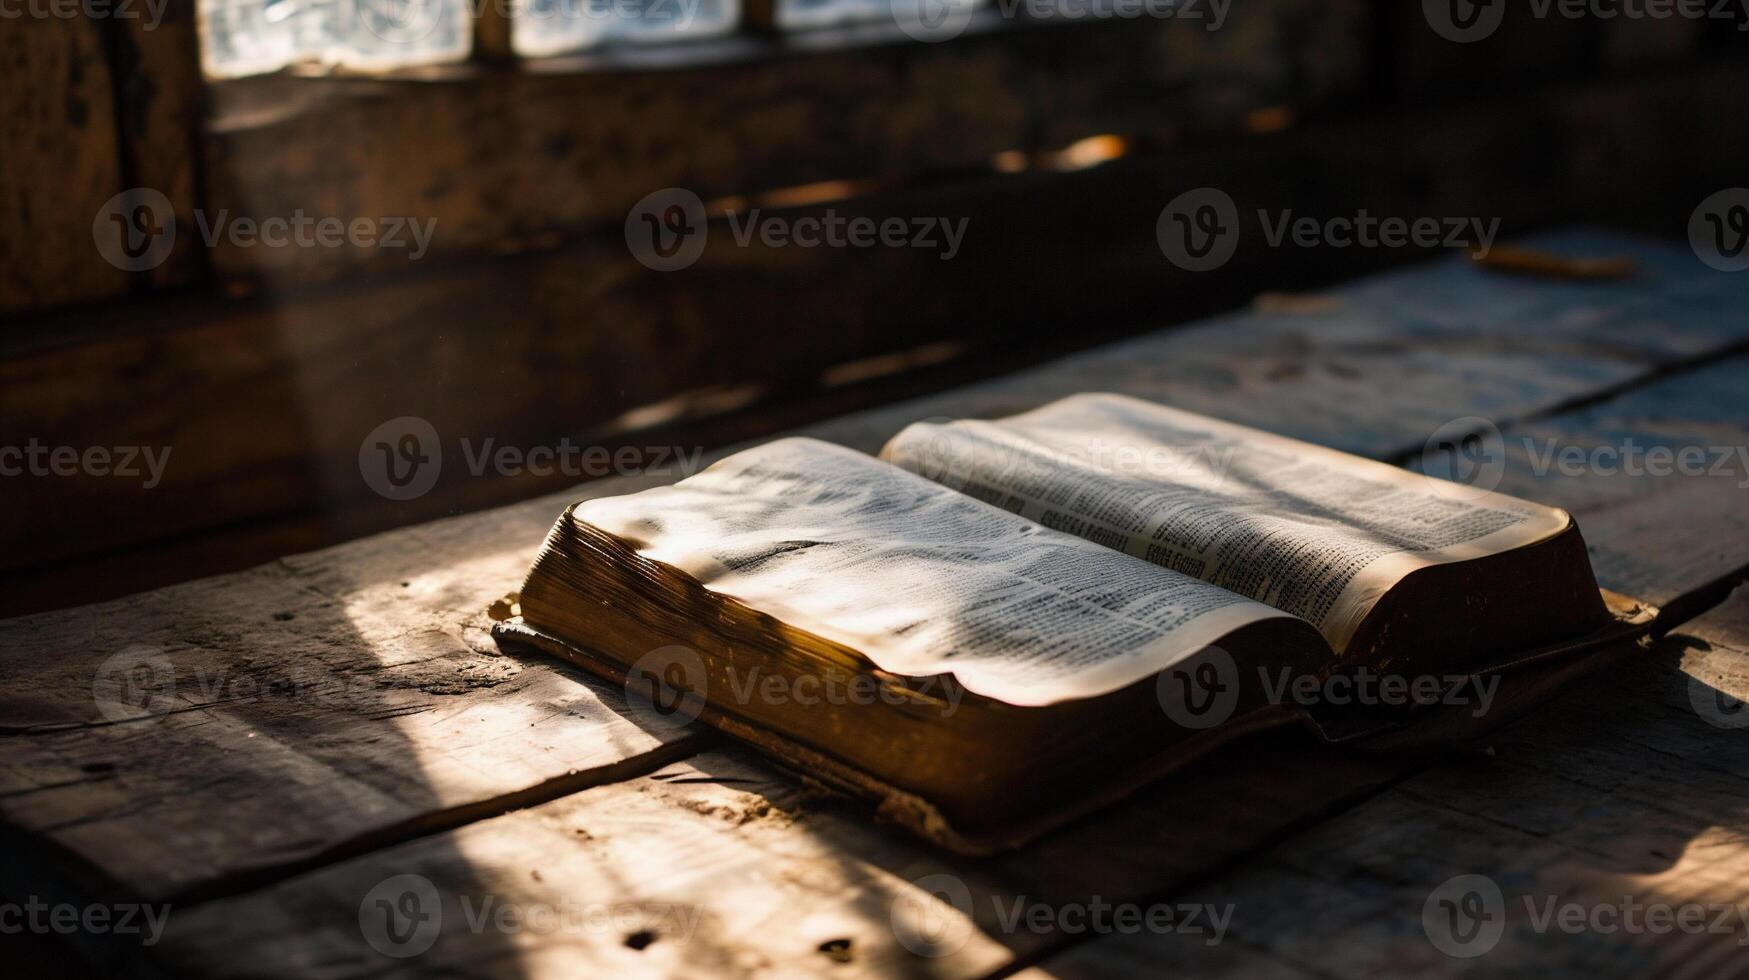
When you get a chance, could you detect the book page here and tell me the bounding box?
[881,393,1571,653]
[573,438,1293,707]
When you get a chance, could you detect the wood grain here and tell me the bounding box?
[0,16,129,314]
[0,483,703,904]
[1017,584,1749,979]
[146,736,1404,977]
[1450,353,1749,607]
[113,0,208,290]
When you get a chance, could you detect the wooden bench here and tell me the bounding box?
[3,229,1747,977]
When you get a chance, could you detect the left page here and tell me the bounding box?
[573,438,1293,707]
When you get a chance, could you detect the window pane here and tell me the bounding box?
[775,0,981,31]
[513,0,740,57]
[200,0,472,78]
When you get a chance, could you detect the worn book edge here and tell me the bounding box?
[490,589,1653,855]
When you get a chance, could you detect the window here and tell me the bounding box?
[197,0,993,77]
[200,0,474,77]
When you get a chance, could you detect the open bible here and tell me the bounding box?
[496,394,1649,852]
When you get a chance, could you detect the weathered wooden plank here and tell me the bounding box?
[0,16,130,314]
[1444,354,1749,607]
[0,483,703,905]
[1016,584,1749,979]
[800,229,1749,462]
[146,733,1404,977]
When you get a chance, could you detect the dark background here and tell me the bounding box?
[4,1,1748,616]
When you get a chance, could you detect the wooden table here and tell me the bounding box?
[4,230,1748,978]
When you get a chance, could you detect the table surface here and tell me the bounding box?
[4,229,1748,979]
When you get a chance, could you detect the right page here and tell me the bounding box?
[880,393,1572,653]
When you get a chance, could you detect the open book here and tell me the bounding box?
[497,394,1646,852]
